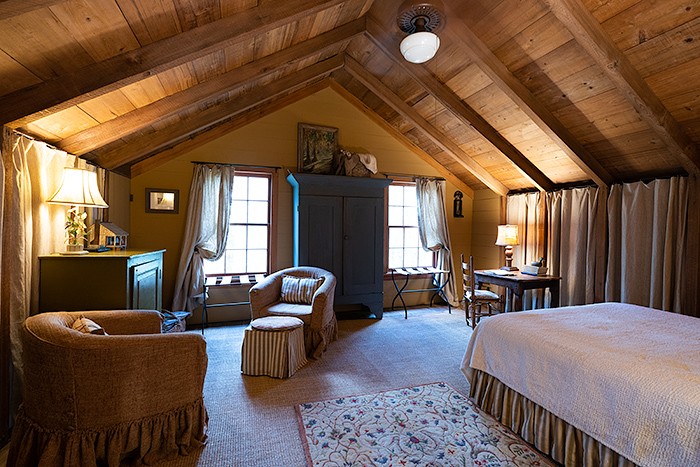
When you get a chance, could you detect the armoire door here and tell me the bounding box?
[343,196,383,296]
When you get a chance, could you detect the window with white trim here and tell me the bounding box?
[387,182,434,270]
[203,169,275,276]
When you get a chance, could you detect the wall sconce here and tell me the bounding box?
[47,167,108,254]
[397,1,445,64]
[495,224,519,271]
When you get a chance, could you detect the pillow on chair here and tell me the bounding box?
[280,275,323,304]
[72,316,108,335]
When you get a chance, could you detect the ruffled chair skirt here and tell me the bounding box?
[469,370,636,467]
[306,315,338,360]
[7,398,208,467]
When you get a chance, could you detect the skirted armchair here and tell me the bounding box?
[249,267,337,359]
[7,310,208,467]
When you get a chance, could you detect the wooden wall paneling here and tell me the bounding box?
[444,11,614,187]
[513,41,596,94]
[581,0,639,23]
[366,20,555,191]
[468,0,548,52]
[76,89,138,125]
[219,0,259,18]
[23,106,98,142]
[329,78,477,197]
[445,63,492,100]
[96,54,344,170]
[0,0,348,128]
[49,0,141,62]
[0,0,67,20]
[645,56,700,102]
[0,49,41,96]
[172,0,221,31]
[308,2,344,37]
[531,66,615,114]
[542,0,700,178]
[344,55,510,196]
[684,173,700,316]
[131,78,331,177]
[59,18,365,156]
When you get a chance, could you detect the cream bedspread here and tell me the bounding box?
[460,302,700,467]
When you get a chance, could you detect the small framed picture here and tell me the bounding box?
[297,123,338,174]
[146,188,179,214]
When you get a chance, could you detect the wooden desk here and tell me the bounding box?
[474,270,561,312]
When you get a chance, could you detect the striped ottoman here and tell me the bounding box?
[241,316,307,378]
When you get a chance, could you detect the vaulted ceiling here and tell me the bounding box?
[1,0,699,196]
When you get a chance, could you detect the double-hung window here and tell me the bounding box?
[203,168,276,277]
[387,181,434,270]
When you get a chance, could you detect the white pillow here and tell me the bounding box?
[279,275,323,304]
[72,316,107,335]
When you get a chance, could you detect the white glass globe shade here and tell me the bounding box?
[400,31,440,64]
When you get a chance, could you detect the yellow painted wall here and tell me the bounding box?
[471,189,503,270]
[130,87,474,322]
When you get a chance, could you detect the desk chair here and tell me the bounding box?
[461,254,502,329]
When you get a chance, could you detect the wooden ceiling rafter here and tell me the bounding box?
[364,19,555,192]
[130,79,334,178]
[57,17,367,156]
[343,55,510,196]
[328,78,476,198]
[444,9,614,188]
[541,0,700,178]
[94,54,345,172]
[0,0,348,128]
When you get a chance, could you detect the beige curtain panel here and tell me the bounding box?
[606,176,687,312]
[506,192,544,309]
[172,164,234,312]
[415,178,460,307]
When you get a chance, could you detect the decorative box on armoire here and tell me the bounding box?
[39,249,165,313]
[287,173,392,319]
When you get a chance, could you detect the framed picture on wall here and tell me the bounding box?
[297,123,338,174]
[146,188,179,214]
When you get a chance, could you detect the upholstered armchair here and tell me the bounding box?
[7,310,208,467]
[249,267,337,359]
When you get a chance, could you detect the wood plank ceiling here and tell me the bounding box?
[1,0,699,195]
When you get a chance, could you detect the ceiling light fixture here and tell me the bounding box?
[397,1,446,64]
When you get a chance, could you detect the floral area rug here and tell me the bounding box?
[296,382,555,467]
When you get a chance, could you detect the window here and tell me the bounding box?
[387,182,434,270]
[203,169,276,276]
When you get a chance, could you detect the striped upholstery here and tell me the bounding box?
[279,275,323,304]
[241,317,307,379]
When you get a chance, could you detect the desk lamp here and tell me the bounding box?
[495,224,519,271]
[47,167,108,254]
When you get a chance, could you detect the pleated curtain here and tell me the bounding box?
[1,128,94,417]
[605,176,687,312]
[172,164,234,312]
[546,187,599,306]
[505,192,543,309]
[415,178,460,307]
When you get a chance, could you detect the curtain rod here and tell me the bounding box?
[381,172,445,181]
[192,161,281,170]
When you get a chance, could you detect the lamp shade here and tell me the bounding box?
[495,224,519,246]
[400,31,440,63]
[47,167,108,208]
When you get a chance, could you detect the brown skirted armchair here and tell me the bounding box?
[249,267,337,359]
[7,310,208,467]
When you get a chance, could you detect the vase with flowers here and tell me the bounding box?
[63,206,91,254]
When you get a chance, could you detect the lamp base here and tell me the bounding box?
[500,266,518,271]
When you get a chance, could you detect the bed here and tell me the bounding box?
[460,302,700,467]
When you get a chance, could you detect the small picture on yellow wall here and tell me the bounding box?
[297,123,338,174]
[146,188,179,214]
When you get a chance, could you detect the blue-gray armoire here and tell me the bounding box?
[287,173,392,318]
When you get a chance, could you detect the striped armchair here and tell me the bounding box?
[249,267,337,359]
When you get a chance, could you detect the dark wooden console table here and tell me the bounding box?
[474,270,561,312]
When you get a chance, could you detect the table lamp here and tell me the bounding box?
[495,224,519,271]
[47,167,108,254]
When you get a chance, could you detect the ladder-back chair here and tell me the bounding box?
[461,254,502,329]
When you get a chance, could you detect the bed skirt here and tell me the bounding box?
[469,369,637,467]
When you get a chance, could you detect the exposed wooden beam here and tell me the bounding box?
[328,79,474,199]
[1,0,346,128]
[344,55,509,197]
[365,19,555,192]
[541,0,700,178]
[130,79,332,177]
[59,18,366,156]
[444,12,614,187]
[93,55,344,170]
[0,0,64,20]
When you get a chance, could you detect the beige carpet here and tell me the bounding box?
[158,306,474,467]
